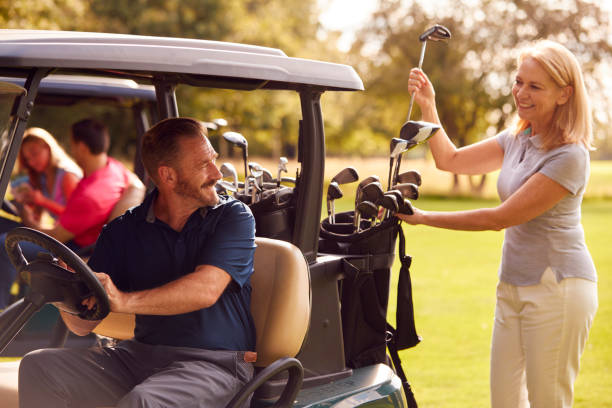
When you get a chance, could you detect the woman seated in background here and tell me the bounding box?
[14,127,82,219]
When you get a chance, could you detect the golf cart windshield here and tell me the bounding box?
[0,82,26,180]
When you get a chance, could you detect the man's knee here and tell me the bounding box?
[20,349,47,379]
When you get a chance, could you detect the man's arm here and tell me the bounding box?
[95,264,232,315]
[20,206,75,243]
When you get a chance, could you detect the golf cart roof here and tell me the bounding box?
[0,75,156,105]
[0,30,364,91]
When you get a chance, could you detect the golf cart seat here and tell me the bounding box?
[0,236,310,408]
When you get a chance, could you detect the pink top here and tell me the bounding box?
[59,157,130,247]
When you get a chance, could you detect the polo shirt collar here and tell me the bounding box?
[519,127,544,149]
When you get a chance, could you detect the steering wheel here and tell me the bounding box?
[5,227,110,320]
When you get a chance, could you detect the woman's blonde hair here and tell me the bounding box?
[512,40,593,150]
[18,127,82,190]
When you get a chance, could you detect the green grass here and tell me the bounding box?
[329,196,611,407]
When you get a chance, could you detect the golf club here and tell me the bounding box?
[331,167,359,185]
[216,180,237,194]
[356,201,378,232]
[277,157,288,188]
[327,181,343,224]
[354,175,381,228]
[261,168,274,183]
[222,131,248,191]
[393,182,419,200]
[380,193,399,221]
[405,24,451,121]
[248,162,264,200]
[397,198,414,215]
[212,118,228,128]
[396,170,422,186]
[396,120,441,183]
[386,189,414,216]
[388,138,409,190]
[220,162,239,191]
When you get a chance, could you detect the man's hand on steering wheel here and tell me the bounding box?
[93,272,127,313]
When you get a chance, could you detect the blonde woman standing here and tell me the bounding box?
[397,40,597,407]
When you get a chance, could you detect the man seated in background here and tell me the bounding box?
[0,118,144,308]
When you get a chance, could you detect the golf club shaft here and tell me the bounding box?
[406,41,428,122]
[387,157,394,191]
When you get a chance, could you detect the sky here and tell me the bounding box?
[317,0,378,51]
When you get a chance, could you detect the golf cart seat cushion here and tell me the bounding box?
[250,237,310,367]
[94,237,311,364]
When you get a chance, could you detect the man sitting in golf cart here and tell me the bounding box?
[0,118,143,308]
[19,118,257,408]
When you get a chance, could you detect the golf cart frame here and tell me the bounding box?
[0,30,407,407]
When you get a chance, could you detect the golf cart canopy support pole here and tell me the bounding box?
[0,68,51,200]
[131,102,151,182]
[153,79,178,119]
[294,88,325,263]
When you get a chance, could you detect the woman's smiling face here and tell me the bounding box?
[512,56,569,135]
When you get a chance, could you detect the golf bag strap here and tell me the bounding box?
[387,324,418,408]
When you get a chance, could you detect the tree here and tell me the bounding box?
[337,0,612,190]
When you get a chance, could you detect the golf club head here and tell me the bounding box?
[361,182,385,204]
[222,131,248,149]
[386,190,403,204]
[202,121,218,131]
[332,167,359,185]
[278,157,288,172]
[215,183,226,195]
[327,181,343,221]
[217,180,237,193]
[327,181,343,201]
[357,175,381,191]
[262,168,274,183]
[397,170,422,186]
[398,198,414,215]
[390,138,409,158]
[393,183,419,200]
[399,120,440,144]
[380,194,399,212]
[213,118,228,128]
[220,162,239,189]
[357,201,379,221]
[419,24,452,42]
[277,157,289,187]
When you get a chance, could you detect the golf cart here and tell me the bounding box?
[0,30,417,407]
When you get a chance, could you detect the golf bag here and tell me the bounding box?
[235,188,296,242]
[319,211,421,407]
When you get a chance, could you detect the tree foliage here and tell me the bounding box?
[338,0,612,159]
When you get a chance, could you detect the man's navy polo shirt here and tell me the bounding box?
[88,191,257,351]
